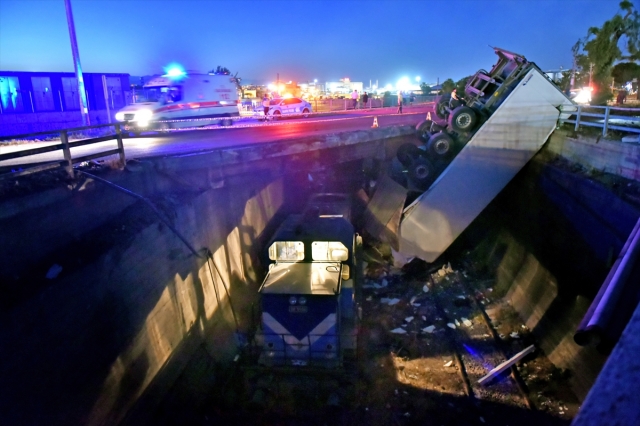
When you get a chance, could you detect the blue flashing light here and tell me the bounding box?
[162,63,186,79]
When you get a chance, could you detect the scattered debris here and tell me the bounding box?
[405,316,414,323]
[510,332,520,339]
[391,248,414,268]
[455,319,461,327]
[447,323,456,329]
[381,298,400,306]
[422,284,429,293]
[462,318,472,327]
[422,325,436,333]
[444,360,453,367]
[391,328,407,334]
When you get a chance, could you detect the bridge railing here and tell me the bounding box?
[0,122,125,180]
[562,105,640,136]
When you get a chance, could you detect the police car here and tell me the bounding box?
[264,97,313,119]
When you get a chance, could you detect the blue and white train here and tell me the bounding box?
[256,194,359,368]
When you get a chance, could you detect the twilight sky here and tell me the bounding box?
[0,0,626,86]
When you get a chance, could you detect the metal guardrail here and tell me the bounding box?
[0,122,125,180]
[562,105,640,136]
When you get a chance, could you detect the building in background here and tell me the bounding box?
[325,78,363,96]
[0,71,130,115]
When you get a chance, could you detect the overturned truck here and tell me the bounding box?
[366,47,576,262]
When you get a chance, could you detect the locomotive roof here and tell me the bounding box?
[259,262,341,295]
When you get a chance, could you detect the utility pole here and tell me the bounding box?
[64,0,90,126]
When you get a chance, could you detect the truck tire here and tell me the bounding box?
[415,119,434,142]
[302,108,310,118]
[434,93,451,119]
[397,143,421,167]
[426,131,456,160]
[408,156,436,189]
[448,106,477,133]
[273,110,281,120]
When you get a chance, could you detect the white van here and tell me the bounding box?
[115,71,240,131]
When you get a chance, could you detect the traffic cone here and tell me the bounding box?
[426,111,432,121]
[372,117,379,128]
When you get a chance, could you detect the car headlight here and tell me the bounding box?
[115,112,124,121]
[136,109,153,120]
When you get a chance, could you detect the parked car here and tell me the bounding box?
[261,97,313,119]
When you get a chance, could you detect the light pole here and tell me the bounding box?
[64,0,90,126]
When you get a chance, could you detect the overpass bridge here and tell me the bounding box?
[1,96,640,424]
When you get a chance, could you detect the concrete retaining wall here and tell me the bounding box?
[547,129,640,181]
[462,157,640,401]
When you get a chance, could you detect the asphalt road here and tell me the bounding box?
[0,105,434,168]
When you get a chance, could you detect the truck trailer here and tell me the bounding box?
[365,47,577,263]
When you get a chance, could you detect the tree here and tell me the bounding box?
[419,82,431,95]
[441,78,456,93]
[611,61,640,85]
[575,1,640,104]
[455,76,471,95]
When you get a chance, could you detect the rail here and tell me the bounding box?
[0,122,125,180]
[562,105,640,136]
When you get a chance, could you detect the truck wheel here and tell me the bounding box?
[415,119,434,142]
[434,93,451,119]
[273,110,281,120]
[408,156,436,188]
[397,143,421,167]
[426,131,456,160]
[448,106,477,133]
[302,108,310,118]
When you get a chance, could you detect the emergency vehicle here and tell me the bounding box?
[115,70,240,131]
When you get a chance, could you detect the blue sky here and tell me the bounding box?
[0,0,625,86]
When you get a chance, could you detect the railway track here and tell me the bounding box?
[355,258,573,426]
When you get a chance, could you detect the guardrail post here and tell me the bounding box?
[60,130,74,178]
[603,106,610,136]
[115,123,126,166]
[574,105,582,131]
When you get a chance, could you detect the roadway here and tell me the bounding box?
[0,105,434,168]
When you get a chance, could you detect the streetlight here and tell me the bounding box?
[64,0,89,126]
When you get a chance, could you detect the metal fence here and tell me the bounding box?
[0,123,125,180]
[241,95,436,113]
[562,105,640,136]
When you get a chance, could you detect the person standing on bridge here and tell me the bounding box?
[362,92,369,109]
[351,89,359,109]
[397,91,403,114]
[262,94,270,121]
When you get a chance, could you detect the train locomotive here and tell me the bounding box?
[254,194,360,368]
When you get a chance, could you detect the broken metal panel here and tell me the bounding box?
[399,69,574,262]
[362,174,407,249]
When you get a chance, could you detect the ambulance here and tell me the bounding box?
[115,70,241,132]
